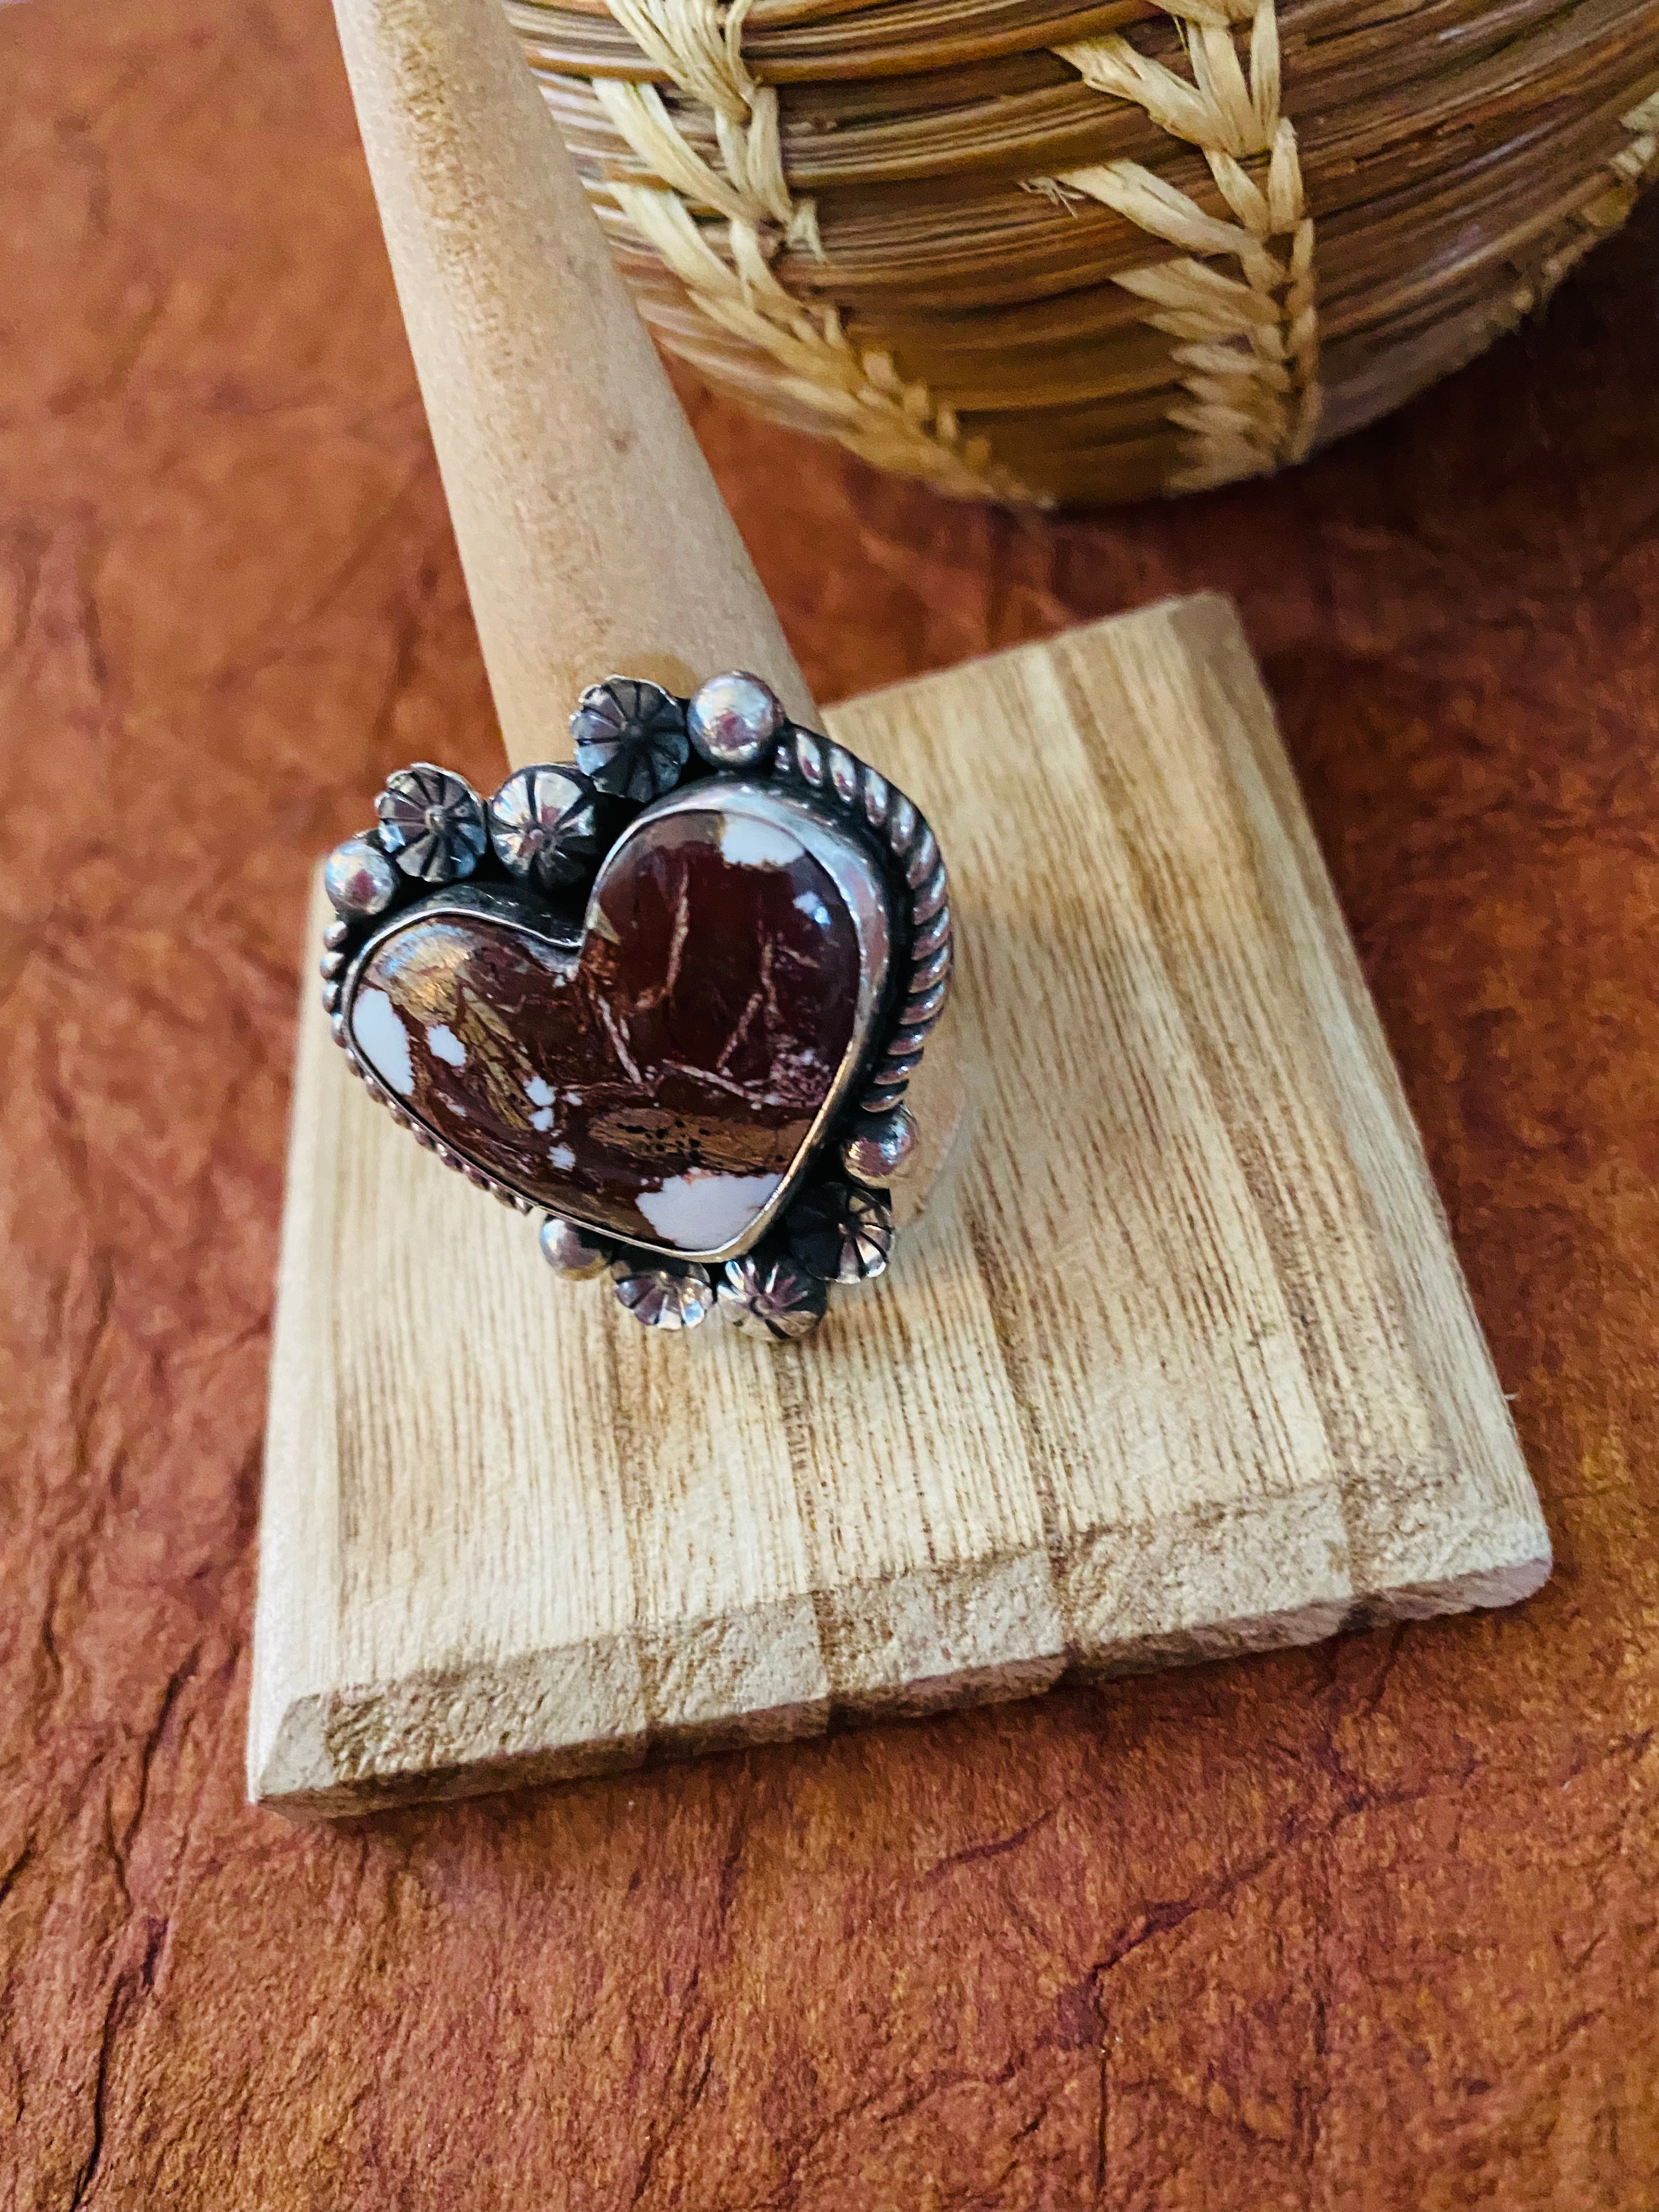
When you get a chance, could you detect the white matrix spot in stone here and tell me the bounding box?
[794,889,832,928]
[352,989,415,1096]
[529,1107,554,1132]
[719,816,803,871]
[426,1023,466,1069]
[549,1142,576,1171]
[525,1075,555,1106]
[636,1170,783,1251]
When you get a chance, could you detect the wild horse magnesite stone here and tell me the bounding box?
[343,782,893,1260]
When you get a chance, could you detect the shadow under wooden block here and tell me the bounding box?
[249,594,1550,1818]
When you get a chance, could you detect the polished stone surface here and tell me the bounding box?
[348,805,865,1252]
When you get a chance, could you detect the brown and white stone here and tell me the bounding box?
[343,783,892,1259]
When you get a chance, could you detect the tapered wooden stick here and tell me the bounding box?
[330,0,813,759]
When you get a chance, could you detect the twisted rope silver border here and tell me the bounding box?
[772,726,952,1120]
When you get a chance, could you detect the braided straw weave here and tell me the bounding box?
[510,0,1659,506]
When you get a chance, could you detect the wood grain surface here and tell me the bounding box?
[252,596,1547,1815]
[4,0,1658,2200]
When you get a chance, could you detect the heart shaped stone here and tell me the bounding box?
[342,782,893,1260]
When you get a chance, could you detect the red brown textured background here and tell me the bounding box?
[3,0,1658,2202]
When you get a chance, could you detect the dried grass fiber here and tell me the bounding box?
[510,0,1659,503]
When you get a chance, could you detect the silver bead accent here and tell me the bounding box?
[887,1049,927,1084]
[899,978,951,1032]
[612,1260,713,1330]
[786,1182,895,1284]
[376,765,488,884]
[686,671,786,769]
[323,917,351,950]
[905,825,939,889]
[826,744,860,809]
[861,1093,909,1124]
[840,1107,918,1183]
[913,907,952,961]
[323,834,400,919]
[718,1252,827,1341]
[490,765,610,890]
[912,861,949,927]
[572,678,688,802]
[791,729,825,786]
[911,943,953,993]
[539,1214,614,1280]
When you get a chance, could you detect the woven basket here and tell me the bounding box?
[509,0,1659,507]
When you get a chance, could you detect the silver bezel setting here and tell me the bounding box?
[335,787,892,1264]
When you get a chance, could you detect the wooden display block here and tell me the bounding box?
[248,595,1550,1816]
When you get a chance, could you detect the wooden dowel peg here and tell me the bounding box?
[329,0,813,763]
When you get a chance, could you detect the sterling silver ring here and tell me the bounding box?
[317,671,952,1340]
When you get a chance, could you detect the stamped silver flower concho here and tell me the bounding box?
[318,672,952,1340]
